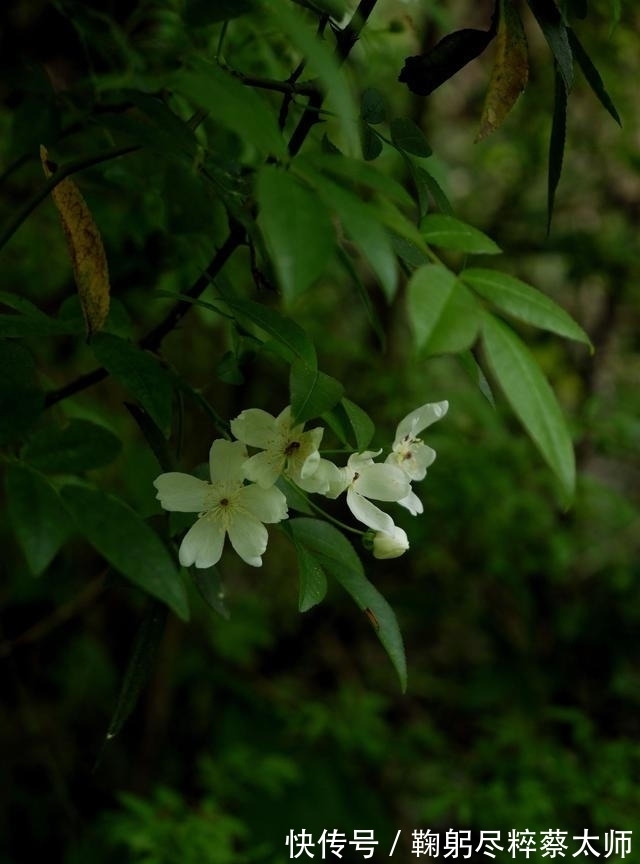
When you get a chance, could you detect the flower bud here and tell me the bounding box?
[372,525,409,559]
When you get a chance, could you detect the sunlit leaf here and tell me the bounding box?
[462,267,592,346]
[481,311,575,501]
[257,166,335,304]
[420,214,501,254]
[408,265,480,355]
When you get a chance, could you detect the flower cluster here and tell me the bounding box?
[154,401,448,568]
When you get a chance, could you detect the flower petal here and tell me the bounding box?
[209,439,248,485]
[179,515,225,568]
[243,449,284,488]
[398,489,424,516]
[387,443,436,482]
[231,408,279,449]
[347,488,394,533]
[347,450,381,471]
[154,472,210,512]
[395,400,449,442]
[297,458,345,496]
[227,511,268,567]
[356,463,410,502]
[239,484,288,524]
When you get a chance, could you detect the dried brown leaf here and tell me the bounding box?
[476,0,529,142]
[41,145,110,337]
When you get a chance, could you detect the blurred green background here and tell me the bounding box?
[1,1,639,861]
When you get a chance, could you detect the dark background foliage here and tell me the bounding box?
[1,1,638,861]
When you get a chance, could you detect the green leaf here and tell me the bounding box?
[294,543,328,613]
[462,267,592,346]
[416,166,454,215]
[21,419,122,473]
[91,333,173,435]
[420,214,501,254]
[0,289,72,334]
[290,360,344,425]
[191,566,230,619]
[567,28,621,125]
[125,403,175,473]
[408,265,480,355]
[376,199,431,256]
[481,311,575,501]
[257,166,335,304]
[361,123,383,161]
[266,0,360,156]
[62,484,190,620]
[172,290,317,369]
[306,153,413,208]
[221,299,316,366]
[390,118,432,157]
[6,464,72,576]
[104,600,168,744]
[526,0,573,92]
[172,59,285,158]
[323,397,375,451]
[287,518,407,690]
[297,164,398,302]
[458,351,496,407]
[0,340,43,446]
[548,62,568,232]
[361,87,386,124]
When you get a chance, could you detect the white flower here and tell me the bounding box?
[329,450,410,533]
[386,400,448,482]
[372,525,410,559]
[153,439,288,568]
[231,405,324,489]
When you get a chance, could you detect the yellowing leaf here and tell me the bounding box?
[476,0,529,142]
[40,146,110,337]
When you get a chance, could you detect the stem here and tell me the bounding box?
[284,477,365,537]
